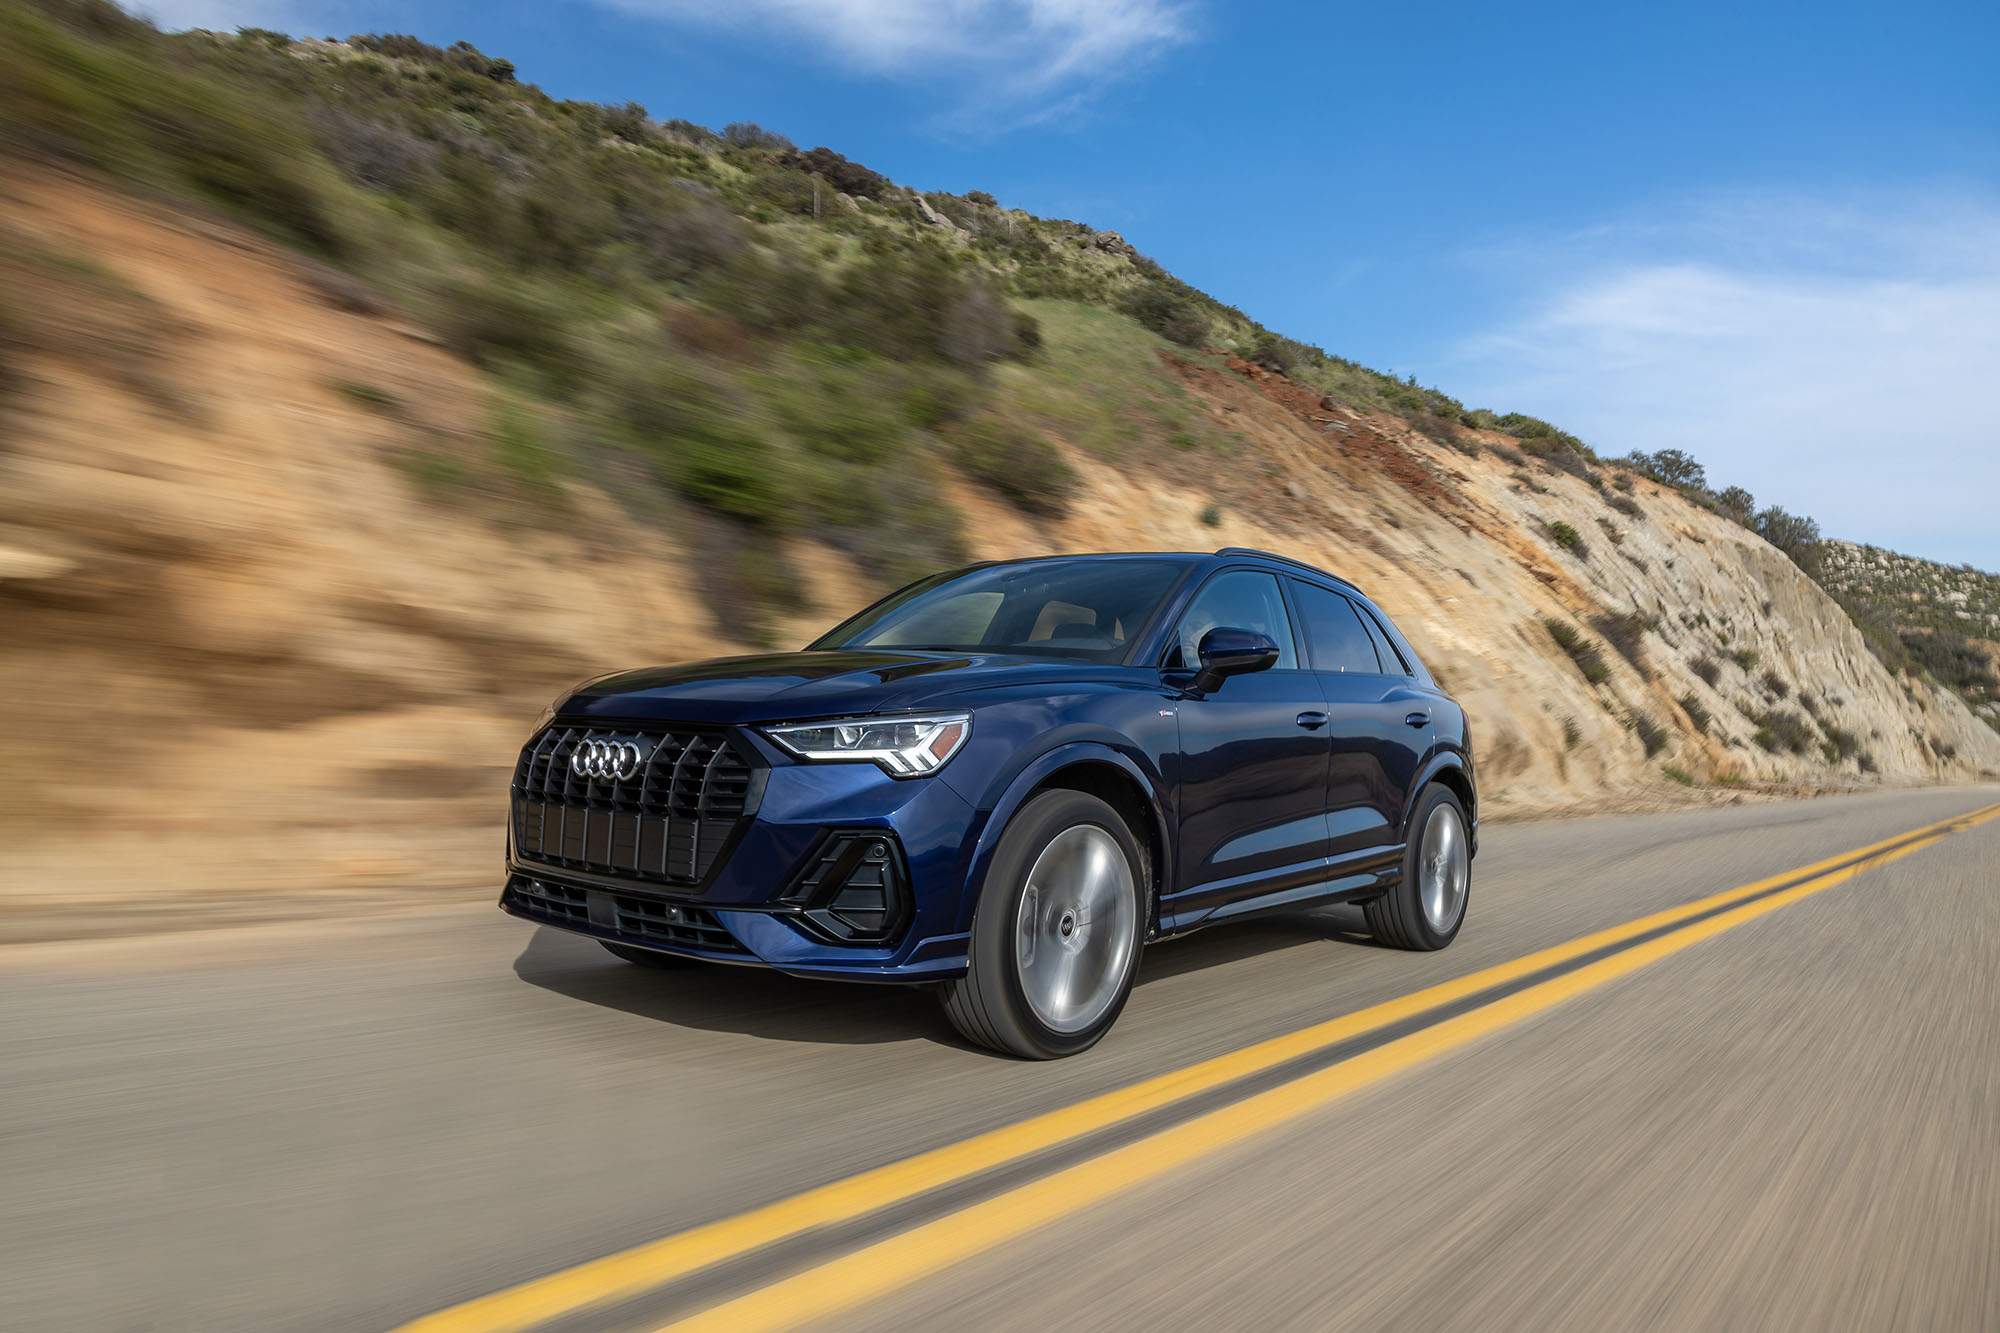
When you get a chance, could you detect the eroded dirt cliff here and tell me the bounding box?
[4,170,1995,936]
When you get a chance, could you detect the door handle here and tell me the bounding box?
[1403,711,1430,728]
[1295,711,1329,730]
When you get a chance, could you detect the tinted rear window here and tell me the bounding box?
[1290,581,1381,672]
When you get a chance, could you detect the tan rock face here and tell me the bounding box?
[2,170,1995,930]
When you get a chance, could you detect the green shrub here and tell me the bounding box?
[1731,647,1759,671]
[1761,670,1790,698]
[1679,691,1711,733]
[1118,283,1209,348]
[1561,716,1581,749]
[1754,505,1822,574]
[952,417,1078,517]
[1545,521,1587,556]
[1199,502,1222,526]
[1692,655,1721,687]
[1607,493,1643,519]
[1590,611,1652,672]
[1752,709,1814,755]
[1662,764,1694,786]
[425,269,587,389]
[1633,714,1668,757]
[487,395,569,504]
[334,379,399,412]
[1544,618,1610,685]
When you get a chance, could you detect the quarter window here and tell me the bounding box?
[1357,604,1412,675]
[1290,581,1382,672]
[1164,570,1299,670]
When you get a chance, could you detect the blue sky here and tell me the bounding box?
[143,0,2000,569]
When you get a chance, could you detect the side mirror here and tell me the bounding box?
[1191,627,1280,695]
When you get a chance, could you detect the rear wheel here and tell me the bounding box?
[600,941,703,970]
[941,789,1145,1059]
[1362,784,1471,950]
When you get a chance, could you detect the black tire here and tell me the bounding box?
[601,941,703,969]
[940,789,1147,1059]
[1362,784,1472,951]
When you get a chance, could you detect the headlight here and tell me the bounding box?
[528,699,559,739]
[764,712,972,777]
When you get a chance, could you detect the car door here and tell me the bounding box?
[1288,579,1428,865]
[1161,568,1331,926]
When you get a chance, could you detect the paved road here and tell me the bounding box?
[4,786,1997,1332]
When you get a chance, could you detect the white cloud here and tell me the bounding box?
[1441,192,2000,570]
[599,0,1192,121]
[129,0,311,31]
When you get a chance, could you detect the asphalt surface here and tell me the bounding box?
[3,785,1997,1332]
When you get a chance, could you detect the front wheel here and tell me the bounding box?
[941,789,1145,1058]
[1362,784,1472,950]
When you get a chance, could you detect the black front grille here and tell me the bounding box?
[505,874,749,955]
[512,723,760,887]
[610,894,745,953]
[509,875,588,926]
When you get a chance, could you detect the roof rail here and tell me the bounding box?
[1214,547,1363,594]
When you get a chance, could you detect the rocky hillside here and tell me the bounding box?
[1820,543,2000,639]
[4,166,1997,938]
[1818,541,2000,731]
[2,3,1997,936]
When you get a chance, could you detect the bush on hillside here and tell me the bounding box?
[1591,611,1653,672]
[723,121,792,151]
[784,146,889,200]
[1545,521,1588,557]
[1752,709,1814,755]
[1715,485,1755,526]
[1754,505,1822,573]
[951,417,1078,517]
[1544,618,1610,685]
[1624,448,1707,490]
[1118,283,1210,348]
[1679,691,1711,733]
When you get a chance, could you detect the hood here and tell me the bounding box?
[558,650,1123,726]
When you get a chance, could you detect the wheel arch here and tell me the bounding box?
[958,745,1171,936]
[1404,752,1477,854]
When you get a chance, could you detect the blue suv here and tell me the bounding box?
[504,548,1476,1057]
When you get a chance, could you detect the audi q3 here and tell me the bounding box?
[504,548,1476,1057]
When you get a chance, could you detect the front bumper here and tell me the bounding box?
[503,740,986,981]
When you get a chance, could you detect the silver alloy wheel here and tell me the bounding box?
[1418,803,1470,934]
[1014,824,1137,1034]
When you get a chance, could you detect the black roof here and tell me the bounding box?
[1212,547,1364,596]
[956,548,1365,598]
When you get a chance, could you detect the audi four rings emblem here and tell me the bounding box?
[571,737,644,781]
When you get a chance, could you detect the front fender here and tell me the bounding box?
[951,740,1173,936]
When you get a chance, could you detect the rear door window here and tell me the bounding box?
[1290,580,1381,673]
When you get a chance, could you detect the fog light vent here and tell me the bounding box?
[785,831,911,944]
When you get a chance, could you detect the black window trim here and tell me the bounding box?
[1352,597,1413,676]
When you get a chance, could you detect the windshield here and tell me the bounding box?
[812,558,1192,663]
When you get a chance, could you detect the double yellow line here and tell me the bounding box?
[399,799,2000,1333]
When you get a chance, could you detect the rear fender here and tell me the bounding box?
[1401,750,1477,855]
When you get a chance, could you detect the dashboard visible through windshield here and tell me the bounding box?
[813,559,1191,662]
